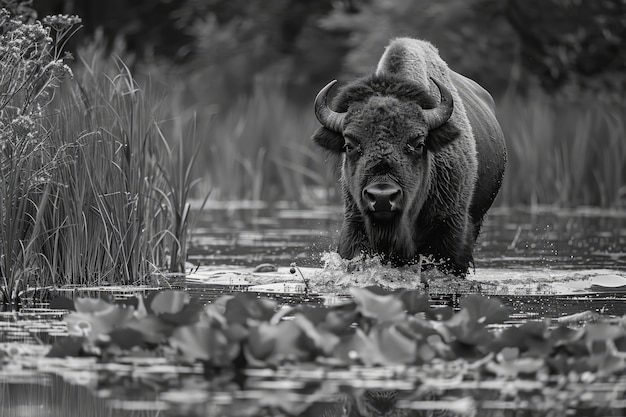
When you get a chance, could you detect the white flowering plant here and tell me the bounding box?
[0,5,81,307]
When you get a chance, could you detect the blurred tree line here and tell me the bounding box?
[26,0,626,103]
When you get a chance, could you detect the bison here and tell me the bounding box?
[312,38,507,276]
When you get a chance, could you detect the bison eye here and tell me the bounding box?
[406,141,425,155]
[343,137,362,156]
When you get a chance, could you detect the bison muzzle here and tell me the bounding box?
[312,38,507,276]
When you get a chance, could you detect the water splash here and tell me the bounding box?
[313,251,450,292]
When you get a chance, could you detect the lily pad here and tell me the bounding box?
[349,287,405,322]
[170,321,237,364]
[151,291,190,315]
[458,295,509,324]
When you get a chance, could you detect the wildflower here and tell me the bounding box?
[42,14,82,30]
[10,115,36,138]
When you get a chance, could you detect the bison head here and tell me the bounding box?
[313,75,460,262]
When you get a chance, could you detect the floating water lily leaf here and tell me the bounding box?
[74,297,114,314]
[615,335,626,353]
[292,305,331,326]
[398,290,431,315]
[158,302,204,326]
[293,313,340,356]
[65,304,136,341]
[459,295,509,324]
[424,334,455,360]
[124,315,174,344]
[398,316,437,341]
[549,325,580,347]
[595,354,625,375]
[247,320,312,364]
[246,323,276,361]
[426,306,454,321]
[486,355,545,378]
[491,321,551,357]
[49,295,75,311]
[151,290,190,315]
[583,323,625,343]
[224,322,249,343]
[170,321,236,364]
[499,346,520,361]
[369,322,416,364]
[47,336,85,358]
[318,304,359,335]
[223,293,277,326]
[332,328,382,366]
[349,287,405,322]
[444,309,492,347]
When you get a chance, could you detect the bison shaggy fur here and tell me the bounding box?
[312,38,507,276]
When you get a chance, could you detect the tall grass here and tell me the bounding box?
[41,42,204,284]
[0,10,80,306]
[1,9,204,307]
[45,59,165,285]
[157,74,337,205]
[497,90,626,208]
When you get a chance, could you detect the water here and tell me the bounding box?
[186,204,626,318]
[189,204,626,271]
[2,203,626,416]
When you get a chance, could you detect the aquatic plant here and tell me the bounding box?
[1,7,207,306]
[0,7,80,306]
[44,46,177,286]
[39,289,626,415]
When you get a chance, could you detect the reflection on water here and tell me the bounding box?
[188,204,341,267]
[190,205,626,271]
[3,361,624,416]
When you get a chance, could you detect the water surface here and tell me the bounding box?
[189,204,626,272]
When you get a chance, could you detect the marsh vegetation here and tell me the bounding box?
[1,2,625,415]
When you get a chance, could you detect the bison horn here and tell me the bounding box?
[423,77,454,130]
[314,80,346,133]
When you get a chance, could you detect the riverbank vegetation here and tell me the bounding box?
[4,288,618,415]
[1,1,625,301]
[0,7,204,305]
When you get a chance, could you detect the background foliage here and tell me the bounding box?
[22,0,626,208]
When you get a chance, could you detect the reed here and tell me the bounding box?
[160,75,337,205]
[1,9,204,302]
[41,45,187,286]
[497,90,625,208]
[0,10,80,305]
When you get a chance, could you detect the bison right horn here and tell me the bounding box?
[423,77,454,130]
[314,80,346,133]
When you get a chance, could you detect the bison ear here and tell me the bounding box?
[311,126,345,154]
[425,122,461,153]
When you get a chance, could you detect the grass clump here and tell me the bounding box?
[0,8,203,308]
[0,9,80,306]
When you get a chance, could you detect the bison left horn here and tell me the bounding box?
[314,80,346,133]
[423,77,454,130]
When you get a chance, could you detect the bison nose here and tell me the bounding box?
[362,183,403,212]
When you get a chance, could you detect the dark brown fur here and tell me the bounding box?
[313,44,506,276]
